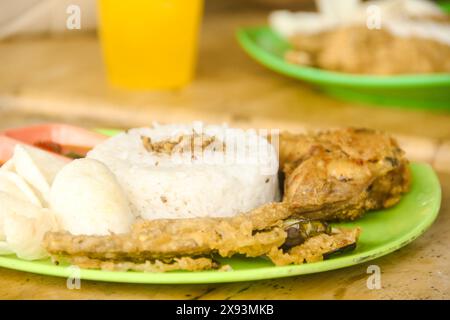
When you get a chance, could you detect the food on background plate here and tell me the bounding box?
[270,0,450,74]
[0,123,411,271]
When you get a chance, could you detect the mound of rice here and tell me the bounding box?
[87,123,280,220]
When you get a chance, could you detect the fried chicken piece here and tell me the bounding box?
[286,26,450,75]
[280,128,410,221]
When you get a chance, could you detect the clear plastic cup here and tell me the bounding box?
[97,0,203,89]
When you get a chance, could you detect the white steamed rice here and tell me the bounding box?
[87,122,280,220]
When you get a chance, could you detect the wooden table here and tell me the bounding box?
[0,0,449,299]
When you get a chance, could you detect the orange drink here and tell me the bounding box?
[97,0,203,89]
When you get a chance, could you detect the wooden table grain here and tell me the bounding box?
[0,0,449,299]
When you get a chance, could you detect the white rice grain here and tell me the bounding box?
[87,123,280,220]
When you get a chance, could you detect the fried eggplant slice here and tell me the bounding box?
[267,227,360,266]
[280,128,410,221]
[44,202,360,271]
[282,218,331,249]
[44,203,291,261]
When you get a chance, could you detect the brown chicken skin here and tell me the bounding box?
[280,128,410,221]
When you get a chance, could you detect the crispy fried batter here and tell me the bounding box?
[44,202,359,272]
[60,256,222,272]
[44,203,291,261]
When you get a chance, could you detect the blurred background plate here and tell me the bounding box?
[236,26,450,111]
[0,163,441,284]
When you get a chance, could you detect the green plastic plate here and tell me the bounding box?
[0,163,441,284]
[236,27,450,110]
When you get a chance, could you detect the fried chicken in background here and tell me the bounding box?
[270,0,450,75]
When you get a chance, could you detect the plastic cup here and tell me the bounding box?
[97,0,203,89]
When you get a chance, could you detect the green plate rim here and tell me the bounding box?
[236,26,450,88]
[0,163,441,284]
